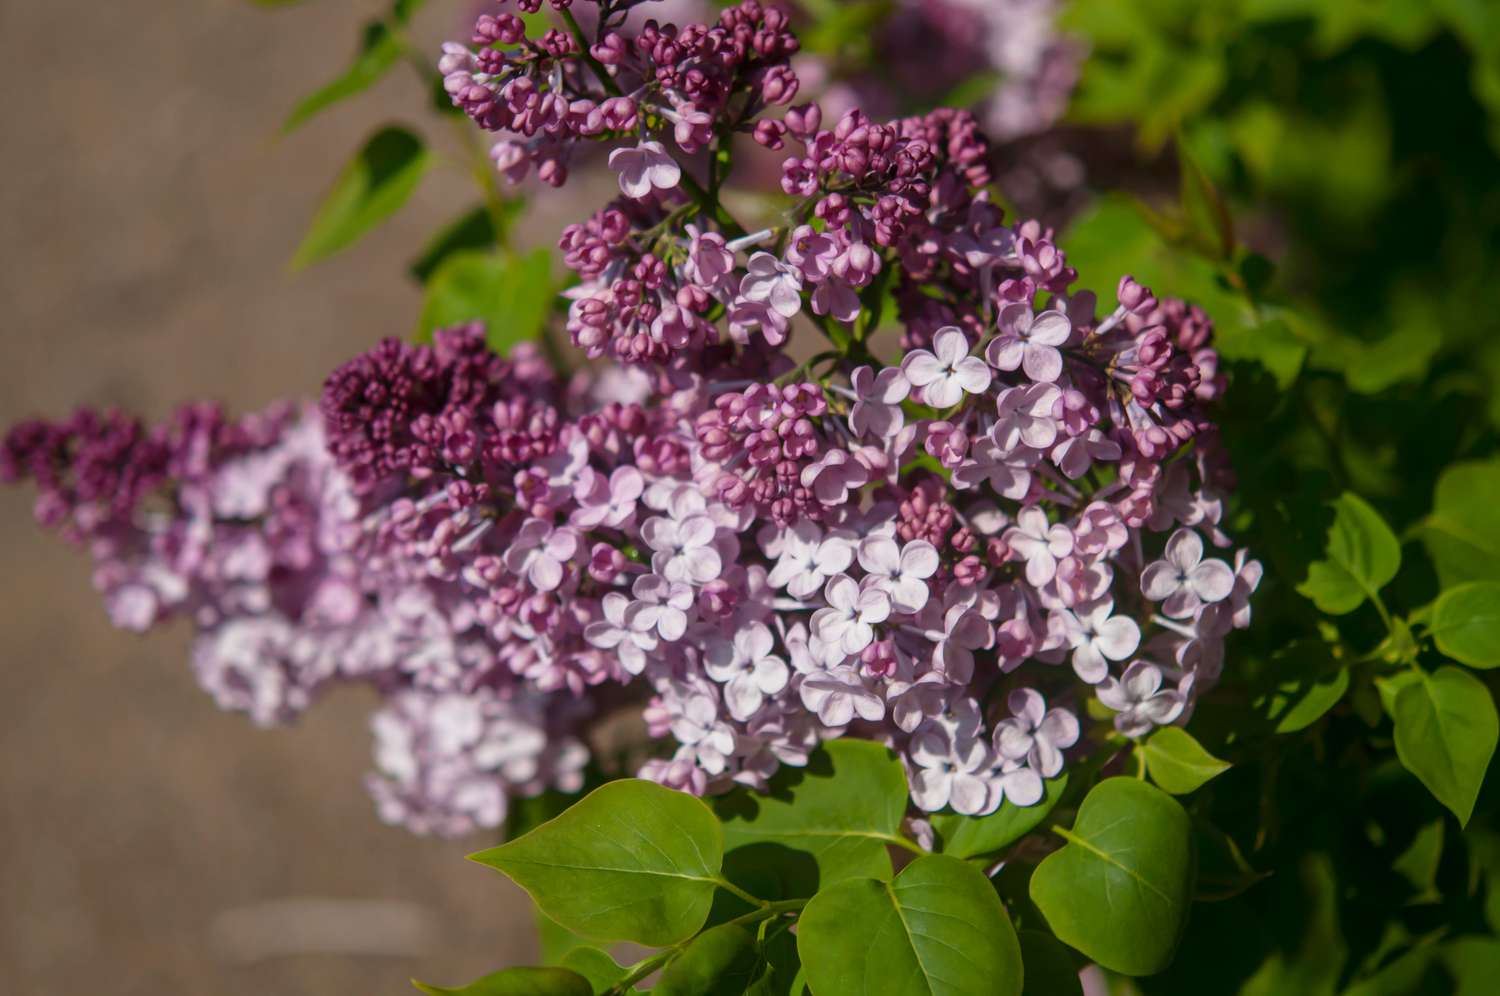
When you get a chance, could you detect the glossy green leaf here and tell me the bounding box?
[1392,666,1499,826]
[283,22,400,132]
[655,924,761,996]
[1262,666,1350,734]
[1431,582,1500,669]
[1030,778,1194,976]
[291,126,431,269]
[714,739,909,893]
[1019,930,1083,996]
[798,854,1023,996]
[413,967,592,996]
[1296,492,1401,615]
[1140,727,1231,795]
[932,773,1067,858]
[417,249,555,355]
[470,779,723,946]
[1424,459,1500,587]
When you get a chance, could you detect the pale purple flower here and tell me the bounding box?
[952,436,1033,498]
[642,512,722,584]
[1096,661,1186,737]
[931,603,994,684]
[1052,428,1121,479]
[977,753,1044,809]
[1141,528,1235,618]
[811,574,891,659]
[570,465,644,529]
[848,365,910,439]
[626,573,694,642]
[503,519,579,592]
[986,304,1071,382]
[902,326,993,409]
[1229,549,1263,629]
[608,140,682,198]
[739,252,804,319]
[705,622,789,720]
[811,278,861,323]
[1005,507,1073,586]
[584,592,658,675]
[909,724,991,814]
[994,688,1079,778]
[1050,599,1140,684]
[764,521,855,599]
[800,449,871,507]
[799,663,885,726]
[858,536,939,614]
[993,383,1061,451]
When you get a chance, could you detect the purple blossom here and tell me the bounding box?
[902,327,993,408]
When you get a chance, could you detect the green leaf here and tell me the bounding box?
[291,126,431,269]
[797,854,1023,996]
[1029,778,1195,976]
[932,773,1068,859]
[1139,727,1231,795]
[418,249,555,355]
[409,206,502,283]
[1392,666,1499,826]
[558,948,632,994]
[1296,492,1401,615]
[714,739,909,894]
[655,924,761,996]
[1424,459,1500,587]
[1375,669,1422,721]
[1432,582,1500,669]
[1019,930,1083,996]
[413,967,592,996]
[470,779,723,946]
[1441,937,1500,996]
[283,22,401,133]
[1259,657,1350,734]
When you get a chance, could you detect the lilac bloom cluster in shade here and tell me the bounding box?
[1,0,1260,838]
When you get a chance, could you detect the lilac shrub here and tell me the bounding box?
[2,0,1257,838]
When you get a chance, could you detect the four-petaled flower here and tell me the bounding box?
[858,536,940,613]
[739,252,804,319]
[1005,507,1073,586]
[848,365,910,439]
[583,592,658,675]
[909,724,991,814]
[1096,660,1186,737]
[504,519,580,592]
[1141,528,1235,618]
[608,141,682,199]
[986,304,1072,382]
[642,512,722,584]
[811,574,891,659]
[1051,598,1141,684]
[764,521,855,599]
[993,688,1079,778]
[902,326,993,409]
[705,622,790,720]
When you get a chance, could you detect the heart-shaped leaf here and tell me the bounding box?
[470,779,723,946]
[1297,492,1400,615]
[1030,778,1194,976]
[1432,582,1500,669]
[714,739,910,893]
[1393,666,1499,826]
[413,967,592,996]
[932,773,1068,858]
[1140,728,1231,795]
[797,854,1023,995]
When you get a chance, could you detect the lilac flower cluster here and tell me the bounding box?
[3,2,1258,836]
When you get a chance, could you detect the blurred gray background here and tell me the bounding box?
[0,1,548,991]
